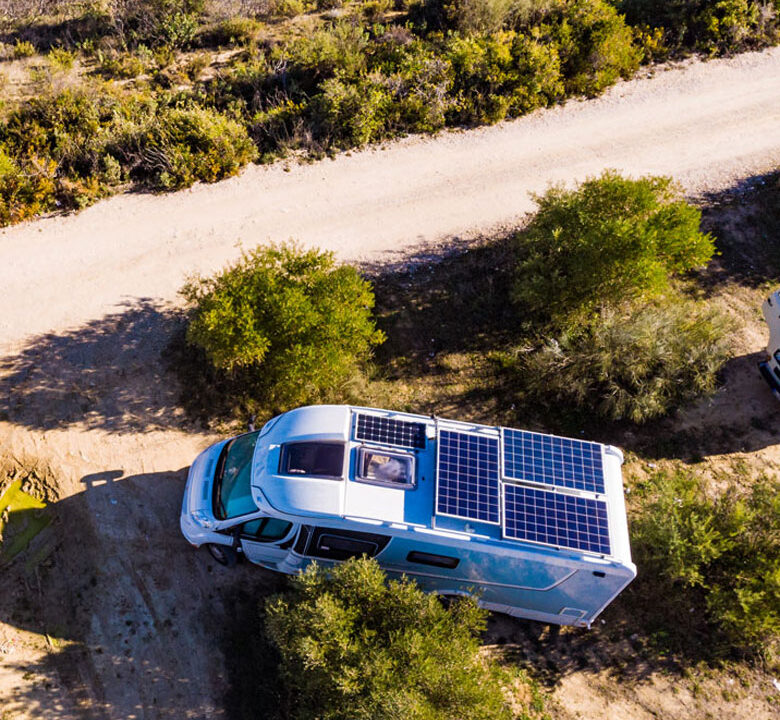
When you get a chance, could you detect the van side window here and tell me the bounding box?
[305,527,391,561]
[406,551,459,569]
[241,517,293,543]
[280,443,345,478]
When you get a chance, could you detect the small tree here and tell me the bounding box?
[513,170,715,327]
[264,557,514,720]
[182,242,385,409]
[631,469,780,661]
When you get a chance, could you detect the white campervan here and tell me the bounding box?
[760,288,780,398]
[180,405,636,627]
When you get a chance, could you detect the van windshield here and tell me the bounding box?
[214,431,260,519]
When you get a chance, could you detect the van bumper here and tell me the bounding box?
[758,361,780,399]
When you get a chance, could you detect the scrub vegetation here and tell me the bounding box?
[181,242,385,412]
[1,0,779,225]
[628,468,780,662]
[178,171,730,426]
[497,171,731,425]
[261,556,545,720]
[370,171,732,428]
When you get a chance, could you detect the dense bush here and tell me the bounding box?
[446,32,564,123]
[181,243,385,408]
[0,151,57,225]
[543,0,642,95]
[109,106,257,189]
[0,88,257,219]
[513,171,715,327]
[617,0,780,55]
[501,297,733,423]
[631,469,780,660]
[1,0,779,226]
[264,557,515,720]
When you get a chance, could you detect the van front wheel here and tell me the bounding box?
[207,543,237,568]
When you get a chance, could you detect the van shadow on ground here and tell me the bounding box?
[0,300,190,433]
[0,466,285,720]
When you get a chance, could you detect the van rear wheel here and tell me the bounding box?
[207,543,237,568]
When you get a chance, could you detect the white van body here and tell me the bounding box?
[760,289,780,398]
[181,405,636,627]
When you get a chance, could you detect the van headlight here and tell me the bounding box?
[191,510,215,529]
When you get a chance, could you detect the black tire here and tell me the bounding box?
[207,543,238,568]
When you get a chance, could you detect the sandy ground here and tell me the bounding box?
[1,46,780,719]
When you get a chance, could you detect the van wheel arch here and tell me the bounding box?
[206,543,238,568]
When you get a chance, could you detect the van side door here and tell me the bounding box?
[239,517,296,565]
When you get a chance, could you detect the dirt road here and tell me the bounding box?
[1,46,780,720]
[1,47,779,356]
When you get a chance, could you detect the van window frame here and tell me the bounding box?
[303,527,391,561]
[355,447,416,489]
[279,442,346,480]
[239,516,296,544]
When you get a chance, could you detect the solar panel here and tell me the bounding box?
[355,413,427,449]
[436,430,500,524]
[503,484,611,555]
[502,428,605,494]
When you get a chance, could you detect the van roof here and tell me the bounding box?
[250,405,632,565]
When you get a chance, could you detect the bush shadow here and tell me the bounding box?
[367,233,524,372]
[0,14,116,54]
[698,170,780,290]
[0,465,284,719]
[0,300,196,433]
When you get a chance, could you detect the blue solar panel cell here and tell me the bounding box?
[502,428,605,494]
[355,413,427,449]
[436,430,500,524]
[503,485,611,555]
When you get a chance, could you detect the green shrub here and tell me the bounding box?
[446,31,564,124]
[502,297,733,423]
[445,0,519,34]
[0,150,57,225]
[543,0,642,95]
[284,21,369,83]
[111,106,256,189]
[2,89,109,176]
[381,41,454,133]
[616,0,780,55]
[513,171,716,327]
[360,0,394,22]
[632,469,780,659]
[313,74,391,146]
[159,11,200,48]
[200,16,264,47]
[114,0,206,48]
[47,47,76,71]
[181,243,385,408]
[697,0,762,55]
[264,557,515,720]
[269,0,312,17]
[13,40,36,58]
[97,50,148,79]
